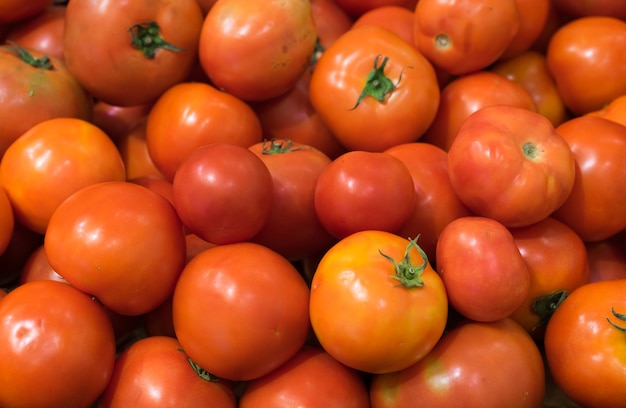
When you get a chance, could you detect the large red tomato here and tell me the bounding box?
[0,280,116,408]
[172,242,311,381]
[447,105,575,227]
[309,230,448,374]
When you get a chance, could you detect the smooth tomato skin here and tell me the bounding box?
[98,336,236,408]
[369,318,545,408]
[239,346,370,408]
[552,116,626,242]
[91,100,152,144]
[436,216,531,322]
[448,105,575,228]
[310,0,354,50]
[586,94,626,127]
[0,117,126,234]
[64,0,203,106]
[309,25,440,152]
[0,280,116,408]
[0,185,14,256]
[117,118,165,180]
[5,5,66,61]
[146,82,263,181]
[586,235,626,282]
[0,0,51,23]
[413,0,520,75]
[352,6,415,45]
[331,0,417,17]
[314,150,415,239]
[384,142,472,266]
[199,0,317,101]
[44,181,187,316]
[546,16,626,115]
[499,0,550,60]
[172,144,274,245]
[172,242,311,381]
[544,279,626,407]
[309,230,448,374]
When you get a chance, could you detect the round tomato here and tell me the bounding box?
[314,150,415,239]
[0,185,14,256]
[91,100,152,144]
[499,0,550,60]
[0,0,51,24]
[44,181,187,316]
[0,280,116,408]
[117,118,165,180]
[0,117,126,234]
[352,6,415,45]
[310,0,354,51]
[5,5,66,61]
[369,318,545,408]
[19,244,67,285]
[64,0,203,106]
[586,234,626,282]
[586,94,626,127]
[447,105,575,227]
[436,216,531,322]
[309,25,440,152]
[309,230,448,374]
[544,279,626,407]
[172,242,311,381]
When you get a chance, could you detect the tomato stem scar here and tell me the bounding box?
[128,21,184,59]
[379,236,428,288]
[350,55,412,110]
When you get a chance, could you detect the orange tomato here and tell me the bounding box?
[117,118,165,180]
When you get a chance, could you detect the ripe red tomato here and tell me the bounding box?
[117,118,165,180]
[447,105,575,227]
[198,0,317,101]
[19,244,66,285]
[552,116,626,242]
[44,181,187,316]
[91,100,151,144]
[369,318,546,408]
[0,117,126,234]
[0,280,116,407]
[309,25,440,152]
[309,230,448,374]
[0,0,51,24]
[436,216,531,322]
[5,5,66,61]
[63,0,204,106]
[544,279,626,407]
[314,150,415,239]
[239,346,370,408]
[99,336,237,408]
[172,242,311,381]
[0,185,14,256]
[310,0,354,51]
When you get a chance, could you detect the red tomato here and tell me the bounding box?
[63,0,203,106]
[352,6,415,45]
[314,150,415,239]
[413,0,520,75]
[309,230,448,374]
[146,82,263,181]
[586,94,626,127]
[369,318,546,408]
[0,0,51,24]
[117,118,165,180]
[310,0,354,51]
[586,234,626,282]
[198,0,317,101]
[91,100,151,144]
[499,0,550,60]
[44,181,187,316]
[0,117,126,234]
[309,25,440,152]
[5,5,66,61]
[546,16,626,115]
[331,0,417,17]
[19,244,67,285]
[552,116,626,242]
[0,185,14,256]
[172,242,311,381]
[248,139,336,261]
[447,105,575,227]
[128,175,174,207]
[0,280,116,407]
[99,336,237,408]
[552,0,626,20]
[436,216,531,322]
[544,279,626,407]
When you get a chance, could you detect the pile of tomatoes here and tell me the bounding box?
[0,0,625,406]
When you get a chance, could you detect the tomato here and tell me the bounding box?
[248,139,336,261]
[552,116,626,242]
[552,0,626,20]
[314,150,415,239]
[544,279,626,407]
[19,244,67,285]
[173,242,310,381]
[369,318,545,408]
[310,230,448,374]
[5,5,66,61]
[491,51,568,127]
[384,142,472,265]
[0,0,51,24]
[0,42,93,158]
[331,0,417,17]
[199,0,317,101]
[508,217,590,339]
[128,175,174,207]
[63,0,203,106]
[146,81,263,181]
[546,16,626,116]
[586,94,626,127]
[99,336,236,408]
[0,184,13,256]
[0,280,116,408]
[352,6,415,45]
[239,346,370,408]
[413,0,520,75]
[117,118,165,180]
[0,117,126,234]
[421,70,537,151]
[586,234,626,282]
[310,0,354,51]
[447,105,575,228]
[91,100,151,144]
[44,181,187,316]
[499,0,550,60]
[309,25,440,152]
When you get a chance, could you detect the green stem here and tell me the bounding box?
[606,307,626,333]
[128,21,184,59]
[262,138,302,155]
[379,236,428,288]
[350,55,411,110]
[2,41,53,69]
[530,289,568,335]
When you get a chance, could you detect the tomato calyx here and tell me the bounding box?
[2,41,53,69]
[128,21,184,59]
[379,237,428,288]
[350,55,411,110]
[309,37,325,71]
[606,307,626,333]
[530,289,568,335]
[522,141,541,160]
[185,354,221,382]
[261,138,302,155]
